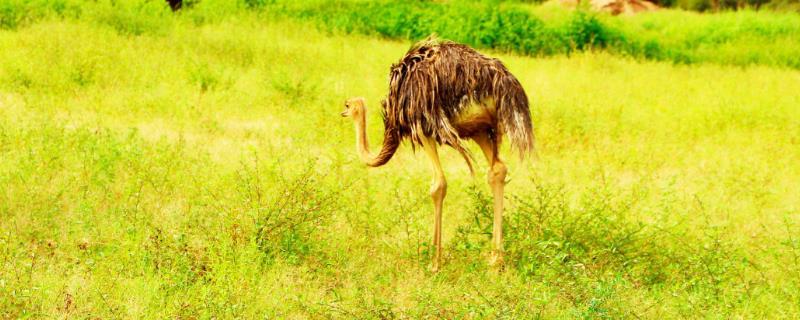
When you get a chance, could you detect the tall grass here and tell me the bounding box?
[270,0,800,69]
[2,0,799,67]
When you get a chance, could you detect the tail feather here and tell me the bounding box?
[455,146,476,177]
[496,76,535,158]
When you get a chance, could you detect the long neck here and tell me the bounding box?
[351,108,400,167]
[354,111,373,163]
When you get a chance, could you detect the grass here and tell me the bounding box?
[1,2,800,318]
[267,0,800,69]
[3,0,800,68]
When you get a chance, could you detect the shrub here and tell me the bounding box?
[454,181,753,298]
[268,0,800,69]
[235,162,341,265]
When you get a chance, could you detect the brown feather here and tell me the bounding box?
[381,37,535,162]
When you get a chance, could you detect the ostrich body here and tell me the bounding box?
[341,38,534,271]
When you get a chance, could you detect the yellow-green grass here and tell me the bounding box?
[1,13,799,318]
[272,0,800,69]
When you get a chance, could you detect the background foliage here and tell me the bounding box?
[272,0,800,68]
[3,0,800,68]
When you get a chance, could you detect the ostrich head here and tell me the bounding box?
[341,97,366,118]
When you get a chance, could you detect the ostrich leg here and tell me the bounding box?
[473,133,507,268]
[422,137,446,272]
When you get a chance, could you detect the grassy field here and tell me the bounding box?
[273,0,800,68]
[1,3,800,318]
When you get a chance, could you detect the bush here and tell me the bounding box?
[454,181,753,297]
[3,0,798,67]
[247,165,340,265]
[269,0,800,69]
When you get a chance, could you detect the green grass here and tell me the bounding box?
[1,2,800,318]
[269,0,800,69]
[3,0,800,68]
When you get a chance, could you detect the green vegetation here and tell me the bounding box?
[273,0,800,69]
[2,0,800,68]
[2,0,800,318]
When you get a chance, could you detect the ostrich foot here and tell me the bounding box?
[429,262,440,273]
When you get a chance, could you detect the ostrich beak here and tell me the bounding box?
[340,111,347,117]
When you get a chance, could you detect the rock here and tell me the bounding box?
[560,0,660,15]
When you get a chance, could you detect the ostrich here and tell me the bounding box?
[340,37,534,271]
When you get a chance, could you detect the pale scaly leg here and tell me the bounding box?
[422,137,446,272]
[473,134,508,268]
